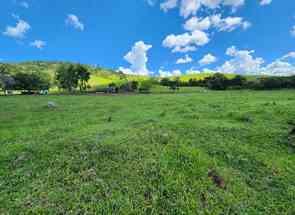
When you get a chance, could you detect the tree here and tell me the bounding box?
[55,64,91,92]
[76,64,90,91]
[230,75,247,87]
[13,72,50,93]
[0,73,15,94]
[160,78,170,86]
[56,64,78,92]
[166,77,181,92]
[205,73,229,90]
[139,80,153,93]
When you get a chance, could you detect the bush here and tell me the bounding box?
[205,73,229,90]
[139,80,153,93]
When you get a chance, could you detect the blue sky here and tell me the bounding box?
[1,0,295,76]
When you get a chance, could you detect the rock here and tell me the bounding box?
[47,101,57,108]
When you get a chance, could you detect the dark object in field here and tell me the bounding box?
[287,120,295,126]
[241,115,253,123]
[107,116,112,122]
[208,169,226,189]
[289,127,295,135]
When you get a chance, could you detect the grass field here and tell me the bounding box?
[1,90,295,214]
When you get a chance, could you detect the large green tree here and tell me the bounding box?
[55,64,91,92]
[13,72,50,93]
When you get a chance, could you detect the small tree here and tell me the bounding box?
[160,78,170,86]
[76,64,91,91]
[168,77,181,92]
[56,64,91,92]
[205,73,229,90]
[139,80,153,93]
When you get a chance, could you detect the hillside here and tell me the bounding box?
[1,61,245,89]
[1,61,123,87]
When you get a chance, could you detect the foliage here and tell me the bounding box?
[205,73,229,90]
[13,72,51,92]
[139,79,153,93]
[55,64,90,92]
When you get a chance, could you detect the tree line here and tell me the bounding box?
[1,62,295,95]
[160,73,295,90]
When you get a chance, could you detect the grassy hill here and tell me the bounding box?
[1,90,295,214]
[2,61,250,89]
[1,61,153,88]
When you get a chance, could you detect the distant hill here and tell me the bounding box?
[1,61,256,88]
[0,61,138,88]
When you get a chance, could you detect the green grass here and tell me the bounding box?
[1,90,295,214]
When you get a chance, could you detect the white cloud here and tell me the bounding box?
[161,0,178,11]
[159,69,182,77]
[217,46,264,74]
[290,26,295,38]
[172,46,197,53]
[260,0,272,6]
[211,14,251,32]
[176,54,193,64]
[261,60,295,76]
[282,52,295,59]
[3,19,31,39]
[119,41,152,76]
[223,0,245,7]
[199,53,217,65]
[20,1,29,8]
[30,40,46,49]
[216,48,295,76]
[184,14,251,32]
[184,16,211,31]
[65,14,84,31]
[160,0,245,18]
[163,30,209,53]
[186,68,201,74]
[180,0,201,18]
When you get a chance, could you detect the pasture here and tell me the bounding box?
[0,90,295,214]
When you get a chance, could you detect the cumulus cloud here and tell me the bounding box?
[260,0,272,6]
[282,52,295,59]
[119,41,152,76]
[184,16,211,31]
[163,30,209,53]
[211,14,251,32]
[65,14,84,31]
[261,60,295,76]
[199,53,217,65]
[217,46,264,74]
[161,0,178,11]
[160,0,246,18]
[159,69,182,77]
[176,54,193,64]
[3,19,31,39]
[216,47,295,76]
[184,14,251,32]
[186,68,201,74]
[30,40,46,49]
